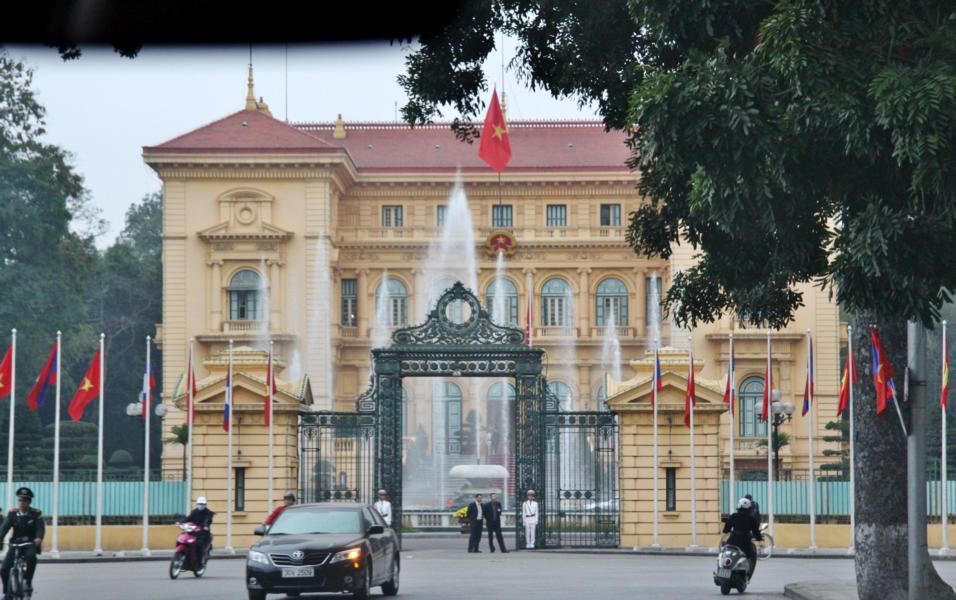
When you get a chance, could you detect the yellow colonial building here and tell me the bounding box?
[145,73,844,548]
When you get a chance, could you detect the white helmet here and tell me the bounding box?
[737,498,752,510]
[196,496,207,505]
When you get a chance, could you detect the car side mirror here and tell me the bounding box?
[367,525,385,535]
[254,526,268,536]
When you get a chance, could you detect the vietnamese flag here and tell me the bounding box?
[870,327,898,416]
[0,346,11,400]
[478,89,511,173]
[683,351,696,428]
[186,355,198,424]
[837,345,858,417]
[265,350,278,427]
[27,342,58,410]
[68,350,101,421]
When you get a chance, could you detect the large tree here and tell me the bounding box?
[400,2,956,598]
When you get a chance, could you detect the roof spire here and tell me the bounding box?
[245,62,257,111]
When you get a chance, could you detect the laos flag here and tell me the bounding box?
[27,342,58,410]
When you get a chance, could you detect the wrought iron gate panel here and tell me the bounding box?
[298,412,376,505]
[543,411,619,548]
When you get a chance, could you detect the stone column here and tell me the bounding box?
[634,267,645,339]
[269,259,282,331]
[357,269,369,337]
[523,268,535,339]
[209,259,223,331]
[577,267,591,338]
[413,268,426,322]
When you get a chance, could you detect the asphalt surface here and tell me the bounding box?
[32,538,956,599]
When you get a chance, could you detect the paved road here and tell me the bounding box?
[32,539,956,599]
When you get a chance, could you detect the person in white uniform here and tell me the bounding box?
[522,489,539,549]
[373,489,393,527]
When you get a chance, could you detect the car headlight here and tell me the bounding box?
[330,547,362,564]
[248,550,270,565]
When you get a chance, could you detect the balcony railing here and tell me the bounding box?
[537,326,579,338]
[336,226,629,243]
[589,326,635,338]
[223,320,267,332]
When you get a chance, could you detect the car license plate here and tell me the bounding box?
[281,567,314,578]
[717,568,732,579]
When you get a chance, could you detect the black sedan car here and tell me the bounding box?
[246,503,399,600]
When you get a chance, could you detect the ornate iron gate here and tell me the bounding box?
[298,412,376,505]
[542,410,620,548]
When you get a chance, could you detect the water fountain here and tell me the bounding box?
[490,251,513,506]
[256,256,271,351]
[372,269,393,350]
[648,274,662,350]
[600,306,622,408]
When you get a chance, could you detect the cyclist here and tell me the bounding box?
[0,487,44,599]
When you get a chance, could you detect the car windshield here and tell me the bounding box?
[268,508,363,535]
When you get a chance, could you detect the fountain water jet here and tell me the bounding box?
[600,306,622,409]
[372,269,393,350]
[647,274,662,350]
[256,256,271,351]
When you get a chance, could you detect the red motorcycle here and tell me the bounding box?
[169,521,210,579]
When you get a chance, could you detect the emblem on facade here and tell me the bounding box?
[485,229,517,258]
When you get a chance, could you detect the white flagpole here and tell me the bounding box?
[652,341,660,548]
[729,333,735,507]
[7,329,15,511]
[807,330,817,551]
[141,336,152,556]
[51,331,62,558]
[94,333,105,555]
[767,331,774,537]
[848,325,857,555]
[226,339,235,553]
[186,339,194,516]
[688,336,697,548]
[268,340,275,516]
[943,321,949,555]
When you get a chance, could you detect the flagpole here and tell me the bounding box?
[226,339,235,554]
[51,331,62,558]
[141,335,152,556]
[942,320,949,555]
[186,338,194,516]
[688,336,697,548]
[807,330,817,551]
[268,340,274,516]
[767,331,774,538]
[652,341,660,549]
[848,325,856,555]
[729,333,736,509]
[6,329,15,511]
[94,332,105,555]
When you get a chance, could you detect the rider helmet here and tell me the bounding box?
[15,487,33,500]
[737,497,752,510]
[196,496,207,506]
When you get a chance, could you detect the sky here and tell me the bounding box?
[8,41,598,245]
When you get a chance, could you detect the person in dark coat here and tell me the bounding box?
[723,498,763,579]
[183,496,215,557]
[483,492,508,553]
[466,494,485,553]
[0,487,45,598]
[744,493,762,524]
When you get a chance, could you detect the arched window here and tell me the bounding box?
[739,376,768,438]
[548,381,574,412]
[375,279,408,326]
[228,269,262,321]
[596,278,629,326]
[486,278,519,326]
[541,278,573,327]
[434,381,463,454]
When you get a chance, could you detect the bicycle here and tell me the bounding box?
[6,541,36,600]
[756,524,774,559]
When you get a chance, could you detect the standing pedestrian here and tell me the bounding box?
[466,494,485,553]
[374,489,393,527]
[522,489,539,549]
[484,492,508,553]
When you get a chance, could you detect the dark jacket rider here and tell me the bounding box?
[183,496,214,555]
[1,487,44,599]
[723,497,763,579]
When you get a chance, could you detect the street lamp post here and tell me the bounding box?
[768,390,793,481]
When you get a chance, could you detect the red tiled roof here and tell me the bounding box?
[145,109,631,172]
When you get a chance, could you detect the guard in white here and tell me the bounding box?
[373,489,393,526]
[522,489,539,549]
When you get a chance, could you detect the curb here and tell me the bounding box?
[783,582,858,600]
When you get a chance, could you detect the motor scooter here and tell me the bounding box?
[713,523,771,595]
[169,521,210,579]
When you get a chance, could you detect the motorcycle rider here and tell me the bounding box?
[183,497,214,559]
[0,487,44,599]
[722,497,763,579]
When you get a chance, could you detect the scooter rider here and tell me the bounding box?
[0,487,44,599]
[183,497,214,558]
[722,497,763,579]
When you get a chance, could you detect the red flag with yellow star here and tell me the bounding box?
[478,89,511,173]
[68,350,101,421]
[0,346,11,400]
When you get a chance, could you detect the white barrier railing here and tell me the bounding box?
[402,510,518,529]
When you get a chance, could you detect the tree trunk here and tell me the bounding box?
[853,313,956,600]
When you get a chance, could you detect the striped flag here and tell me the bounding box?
[684,349,696,428]
[651,348,663,407]
[186,348,198,424]
[803,333,815,416]
[265,348,278,427]
[761,336,773,422]
[223,358,233,432]
[723,342,735,414]
[837,344,858,417]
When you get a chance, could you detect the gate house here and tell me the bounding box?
[299,283,620,548]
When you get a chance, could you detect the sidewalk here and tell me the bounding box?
[536,545,858,559]
[784,582,858,600]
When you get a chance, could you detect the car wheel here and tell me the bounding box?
[381,557,400,596]
[352,560,372,600]
[247,590,266,600]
